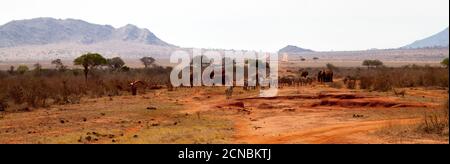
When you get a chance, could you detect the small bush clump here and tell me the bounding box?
[418,100,449,136]
[0,95,8,112]
[357,66,448,92]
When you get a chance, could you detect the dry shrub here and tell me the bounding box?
[328,82,344,89]
[357,66,448,92]
[51,79,84,104]
[372,75,393,92]
[23,78,51,108]
[5,77,51,108]
[0,67,172,109]
[359,76,373,90]
[8,85,25,104]
[345,80,356,89]
[0,95,8,112]
[418,100,449,136]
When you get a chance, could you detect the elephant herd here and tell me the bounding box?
[279,75,313,87]
[317,69,333,83]
[279,69,334,87]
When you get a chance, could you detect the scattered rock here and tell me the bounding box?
[82,132,117,143]
[238,108,251,115]
[229,101,245,108]
[85,136,92,141]
[353,114,364,118]
[283,108,296,112]
[258,103,275,109]
[253,126,262,130]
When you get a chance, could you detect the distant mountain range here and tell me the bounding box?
[0,18,173,48]
[278,45,314,54]
[403,27,449,49]
[0,17,448,63]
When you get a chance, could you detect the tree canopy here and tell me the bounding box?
[107,57,126,70]
[16,65,29,74]
[441,57,449,68]
[140,57,156,68]
[362,60,384,68]
[51,59,67,71]
[74,53,107,82]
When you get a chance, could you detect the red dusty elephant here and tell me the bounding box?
[317,69,333,83]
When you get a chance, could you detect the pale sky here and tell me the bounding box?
[0,0,449,52]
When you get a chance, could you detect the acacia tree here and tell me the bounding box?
[107,57,125,71]
[51,59,67,72]
[33,63,42,75]
[372,60,384,68]
[140,57,156,68]
[16,65,29,75]
[362,60,384,69]
[74,53,107,82]
[441,57,449,68]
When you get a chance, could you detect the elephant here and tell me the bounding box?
[299,76,313,86]
[317,69,333,83]
[279,75,296,87]
[300,71,309,78]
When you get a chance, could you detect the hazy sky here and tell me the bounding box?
[0,0,449,52]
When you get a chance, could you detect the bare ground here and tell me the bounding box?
[0,84,448,144]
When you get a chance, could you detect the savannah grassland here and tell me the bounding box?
[0,50,448,144]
